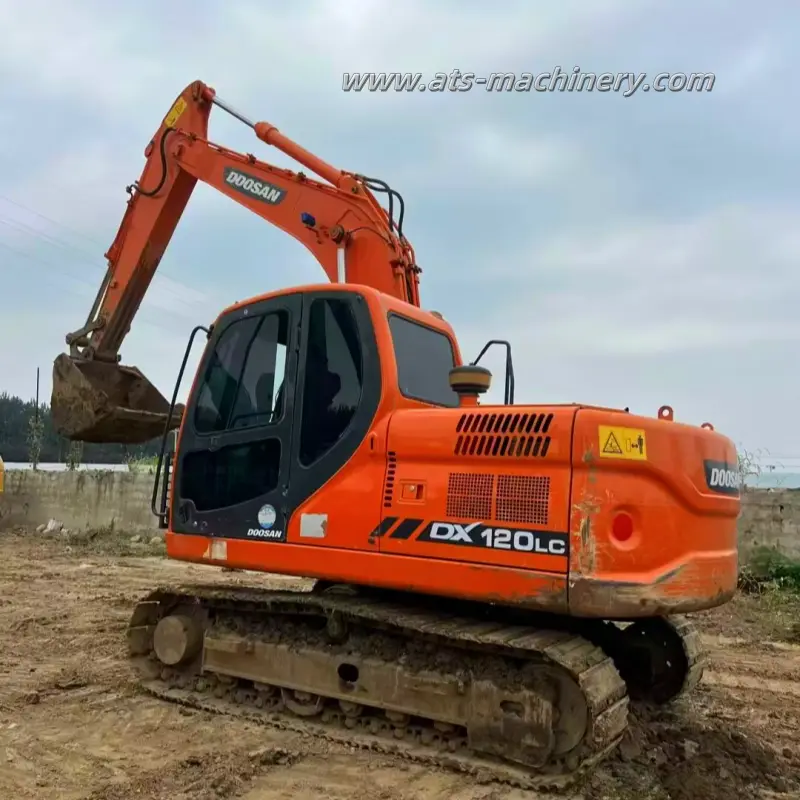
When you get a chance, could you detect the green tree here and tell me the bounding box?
[0,391,162,464]
[27,413,44,469]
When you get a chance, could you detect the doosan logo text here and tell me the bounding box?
[708,468,739,489]
[246,528,284,539]
[703,460,740,495]
[223,168,286,205]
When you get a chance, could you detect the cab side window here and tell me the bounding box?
[388,313,459,407]
[194,311,289,433]
[299,298,363,465]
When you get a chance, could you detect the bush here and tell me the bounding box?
[739,546,800,594]
[125,454,158,474]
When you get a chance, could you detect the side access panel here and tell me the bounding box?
[377,405,578,608]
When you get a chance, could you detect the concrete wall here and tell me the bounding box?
[737,488,800,561]
[1,469,800,561]
[0,469,160,533]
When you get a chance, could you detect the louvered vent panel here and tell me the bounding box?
[454,412,554,459]
[495,475,550,526]
[383,451,397,508]
[446,472,494,519]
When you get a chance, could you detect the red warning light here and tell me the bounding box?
[611,512,634,543]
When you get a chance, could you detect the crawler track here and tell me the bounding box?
[127,584,631,791]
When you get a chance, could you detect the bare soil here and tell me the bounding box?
[0,528,798,800]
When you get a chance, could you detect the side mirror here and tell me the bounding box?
[469,339,515,405]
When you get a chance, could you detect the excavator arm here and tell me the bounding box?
[51,80,421,445]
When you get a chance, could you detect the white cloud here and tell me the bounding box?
[0,1,165,113]
[4,140,134,235]
[0,141,212,315]
[718,37,778,96]
[0,0,641,121]
[143,275,215,319]
[487,204,800,357]
[528,205,799,280]
[384,123,584,196]
[451,124,578,184]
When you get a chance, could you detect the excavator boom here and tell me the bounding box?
[51,80,420,443]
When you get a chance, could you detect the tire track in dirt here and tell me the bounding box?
[703,671,800,698]
[703,634,800,700]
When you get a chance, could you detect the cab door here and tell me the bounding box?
[282,290,383,550]
[170,293,301,542]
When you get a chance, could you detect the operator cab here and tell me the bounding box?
[155,284,496,539]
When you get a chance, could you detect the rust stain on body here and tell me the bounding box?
[572,446,602,576]
[569,568,735,619]
[574,505,599,575]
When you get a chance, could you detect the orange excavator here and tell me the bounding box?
[51,80,740,790]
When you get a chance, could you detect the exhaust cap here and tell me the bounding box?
[51,353,184,444]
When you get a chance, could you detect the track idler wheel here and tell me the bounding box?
[614,617,695,704]
[153,615,203,666]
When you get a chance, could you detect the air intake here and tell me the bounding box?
[445,472,550,526]
[454,412,554,459]
[446,472,494,519]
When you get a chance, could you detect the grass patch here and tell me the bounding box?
[738,547,800,644]
[125,455,159,474]
[739,546,800,595]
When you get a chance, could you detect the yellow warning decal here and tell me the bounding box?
[164,96,187,128]
[598,425,647,461]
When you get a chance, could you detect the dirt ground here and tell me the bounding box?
[0,529,798,800]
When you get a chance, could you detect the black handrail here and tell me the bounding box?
[150,324,211,522]
[470,339,515,405]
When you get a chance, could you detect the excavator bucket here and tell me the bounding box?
[51,353,184,444]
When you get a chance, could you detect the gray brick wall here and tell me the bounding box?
[738,488,800,560]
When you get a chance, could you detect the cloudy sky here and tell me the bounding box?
[0,0,797,460]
